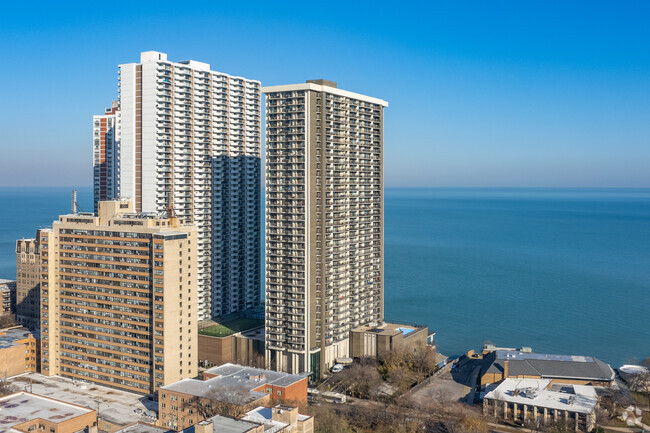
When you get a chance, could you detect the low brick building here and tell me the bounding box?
[0,392,97,433]
[159,364,308,430]
[0,326,38,377]
[198,322,264,367]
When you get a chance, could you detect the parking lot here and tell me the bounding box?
[411,357,482,405]
[8,373,158,426]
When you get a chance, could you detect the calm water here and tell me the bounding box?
[1,187,648,367]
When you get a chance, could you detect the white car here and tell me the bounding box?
[331,364,344,373]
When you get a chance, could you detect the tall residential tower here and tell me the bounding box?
[115,52,261,320]
[40,199,198,394]
[93,100,119,213]
[263,80,387,376]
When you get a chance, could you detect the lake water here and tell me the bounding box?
[1,187,648,367]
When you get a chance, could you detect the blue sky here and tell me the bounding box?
[1,1,649,187]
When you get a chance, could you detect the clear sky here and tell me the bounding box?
[1,1,649,187]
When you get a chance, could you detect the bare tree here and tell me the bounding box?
[0,381,17,397]
[182,386,253,421]
[412,341,438,376]
[0,314,15,329]
[331,363,382,398]
[307,405,354,433]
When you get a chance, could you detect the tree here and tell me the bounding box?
[412,341,438,376]
[0,381,17,396]
[182,386,252,421]
[0,314,15,329]
[307,405,354,433]
[331,363,382,398]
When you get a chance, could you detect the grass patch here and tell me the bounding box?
[199,318,263,337]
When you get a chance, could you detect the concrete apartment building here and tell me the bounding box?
[0,278,16,316]
[15,237,41,330]
[0,326,38,378]
[262,80,387,376]
[39,199,198,395]
[113,51,261,320]
[93,101,119,213]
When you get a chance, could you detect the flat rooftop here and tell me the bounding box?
[185,415,262,433]
[353,322,425,337]
[114,423,169,433]
[242,408,286,433]
[6,373,158,426]
[198,318,264,338]
[0,279,15,285]
[0,392,95,432]
[0,327,33,350]
[162,364,305,403]
[484,378,598,414]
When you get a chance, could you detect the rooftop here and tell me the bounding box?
[0,327,33,350]
[482,350,615,382]
[114,423,169,433]
[242,408,286,433]
[0,392,95,432]
[198,318,264,338]
[262,82,388,107]
[161,364,305,403]
[184,415,261,433]
[352,321,425,337]
[0,279,15,285]
[484,378,598,414]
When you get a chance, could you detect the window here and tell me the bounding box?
[277,390,282,396]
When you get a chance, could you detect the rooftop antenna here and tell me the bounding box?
[71,190,84,214]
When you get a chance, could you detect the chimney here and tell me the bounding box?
[72,190,77,215]
[194,421,213,433]
[503,360,509,379]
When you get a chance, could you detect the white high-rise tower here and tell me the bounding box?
[116,51,261,319]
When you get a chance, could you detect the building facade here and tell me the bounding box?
[39,199,198,395]
[483,378,597,432]
[15,238,40,330]
[93,101,120,213]
[262,80,387,376]
[0,279,16,316]
[160,364,308,431]
[0,326,38,378]
[115,51,261,321]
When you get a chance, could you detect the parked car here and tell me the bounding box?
[331,364,344,373]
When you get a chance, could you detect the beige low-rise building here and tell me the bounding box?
[39,199,198,395]
[0,391,97,433]
[483,378,598,432]
[0,326,38,378]
[349,321,433,359]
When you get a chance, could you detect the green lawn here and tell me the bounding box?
[198,318,264,337]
